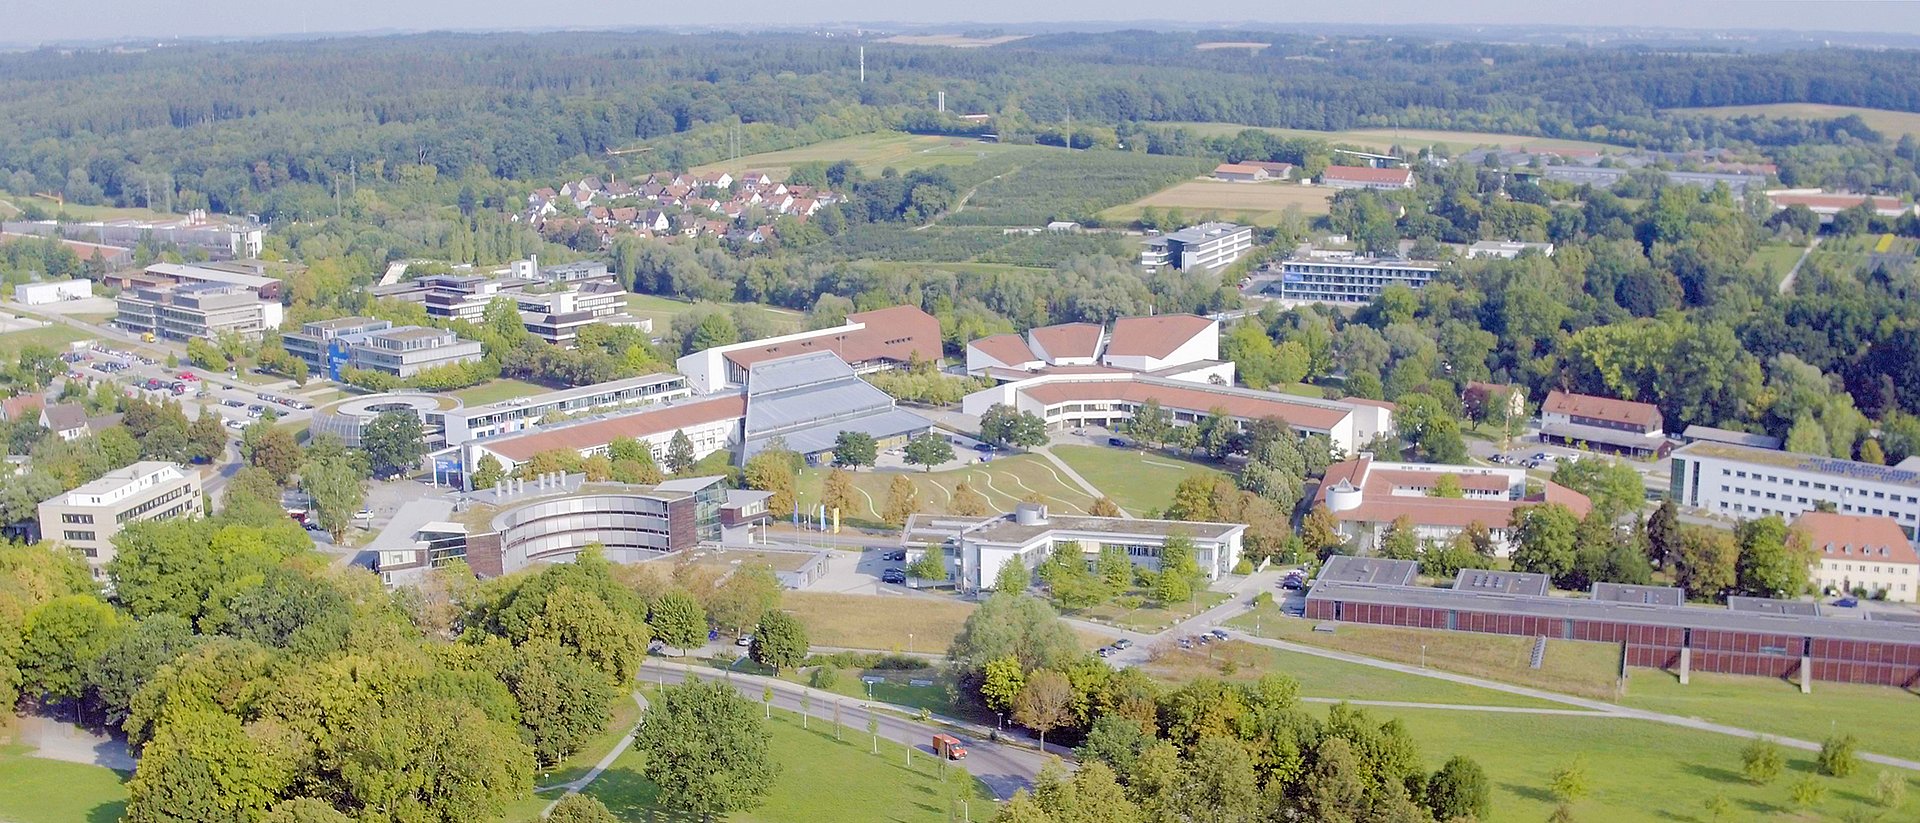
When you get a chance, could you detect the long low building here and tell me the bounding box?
[962,371,1392,455]
[1305,556,1920,688]
[741,351,933,466]
[964,314,1225,380]
[1671,440,1920,537]
[440,372,691,445]
[904,503,1246,592]
[462,393,746,481]
[676,305,942,394]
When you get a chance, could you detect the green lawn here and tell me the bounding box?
[1067,590,1232,632]
[1138,641,1567,709]
[714,657,969,720]
[0,324,90,357]
[1376,706,1915,823]
[1048,445,1227,517]
[623,294,804,339]
[0,744,129,823]
[796,455,1096,529]
[452,378,562,405]
[585,701,996,822]
[1225,605,1626,701]
[538,695,643,788]
[782,592,979,654]
[1621,670,1920,763]
[1749,243,1807,279]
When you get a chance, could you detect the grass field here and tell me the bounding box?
[1160,122,1622,154]
[0,745,129,823]
[1749,243,1808,279]
[1099,178,1334,226]
[1139,641,1565,709]
[584,701,996,823]
[452,377,561,405]
[1066,590,1231,633]
[691,132,1031,178]
[1048,445,1227,517]
[0,324,90,358]
[623,293,804,338]
[782,592,981,653]
[1376,705,1914,823]
[1224,605,1626,701]
[1667,103,1920,138]
[796,456,1097,529]
[540,695,643,787]
[1621,670,1920,762]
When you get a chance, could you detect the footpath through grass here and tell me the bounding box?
[1138,641,1564,709]
[1049,444,1226,516]
[585,700,995,823]
[1377,705,1916,823]
[1621,670,1920,762]
[1225,604,1625,701]
[0,744,129,823]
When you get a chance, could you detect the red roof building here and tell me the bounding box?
[1319,455,1591,556]
[1319,165,1415,190]
[676,305,943,394]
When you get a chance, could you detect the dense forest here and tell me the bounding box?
[6,30,1920,220]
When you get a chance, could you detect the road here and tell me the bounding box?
[636,659,1056,799]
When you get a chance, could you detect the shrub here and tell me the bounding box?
[1253,591,1274,608]
[1115,595,1144,610]
[807,666,840,690]
[1819,734,1860,778]
[1232,558,1254,575]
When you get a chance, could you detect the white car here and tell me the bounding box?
[353,509,375,520]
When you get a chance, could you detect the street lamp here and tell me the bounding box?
[1421,643,1427,669]
[908,632,914,655]
[997,712,1004,730]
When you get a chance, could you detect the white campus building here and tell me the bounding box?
[904,503,1246,592]
[1670,441,1920,538]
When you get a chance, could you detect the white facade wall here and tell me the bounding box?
[1102,323,1218,372]
[675,320,864,394]
[466,415,740,475]
[1673,451,1920,537]
[1815,557,1918,602]
[966,527,1244,591]
[964,344,1040,374]
[17,280,94,304]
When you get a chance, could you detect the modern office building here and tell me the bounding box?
[740,351,934,466]
[462,393,747,482]
[283,316,398,377]
[1317,455,1591,556]
[371,475,771,586]
[418,275,533,324]
[903,503,1246,592]
[311,393,465,450]
[1304,555,1920,687]
[1275,254,1445,303]
[1540,390,1669,457]
[961,371,1394,455]
[116,282,285,341]
[1139,223,1255,271]
[1792,512,1918,603]
[331,325,485,379]
[676,305,942,394]
[515,280,629,346]
[38,461,203,578]
[440,373,691,445]
[1670,441,1920,537]
[1465,241,1556,259]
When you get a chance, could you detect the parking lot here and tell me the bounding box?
[63,344,317,434]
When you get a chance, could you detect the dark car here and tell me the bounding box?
[1834,597,1860,608]
[882,550,906,562]
[1210,628,1229,641]
[1108,437,1128,447]
[881,568,907,585]
[973,442,996,452]
[1176,636,1193,649]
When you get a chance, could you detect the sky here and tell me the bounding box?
[4,0,1920,44]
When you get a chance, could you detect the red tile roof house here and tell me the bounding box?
[1539,389,1671,458]
[1792,511,1920,603]
[1213,163,1270,183]
[674,305,944,395]
[1318,165,1415,190]
[1319,454,1592,557]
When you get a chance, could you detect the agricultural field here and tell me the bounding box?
[795,455,1098,529]
[1048,444,1227,517]
[1224,605,1626,701]
[1377,705,1915,823]
[1159,122,1622,154]
[1666,103,1920,138]
[1098,177,1335,226]
[1621,670,1920,763]
[943,151,1213,227]
[691,132,1029,178]
[0,744,128,823]
[585,703,995,823]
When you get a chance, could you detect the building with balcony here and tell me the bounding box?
[1275,255,1444,303]
[1139,223,1254,271]
[441,372,691,445]
[328,325,484,379]
[1670,441,1920,538]
[38,461,203,579]
[116,282,284,341]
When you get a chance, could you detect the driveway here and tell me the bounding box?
[637,659,1055,799]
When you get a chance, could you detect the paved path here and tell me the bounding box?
[1032,447,1128,518]
[638,659,1056,799]
[1778,236,1821,295]
[1297,697,1614,716]
[538,692,648,813]
[18,715,135,771]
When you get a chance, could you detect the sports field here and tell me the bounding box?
[1099,178,1335,226]
[0,324,90,358]
[691,132,1030,178]
[795,455,1097,528]
[1048,444,1226,517]
[1160,122,1621,154]
[1668,103,1920,138]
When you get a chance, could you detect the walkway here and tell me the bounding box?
[637,659,1057,799]
[538,692,648,814]
[1032,446,1129,518]
[17,714,135,771]
[1778,236,1821,295]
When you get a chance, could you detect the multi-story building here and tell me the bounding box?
[38,461,203,578]
[1276,254,1444,303]
[462,393,746,483]
[515,280,629,346]
[1466,241,1556,260]
[1792,512,1918,603]
[964,314,1227,382]
[676,305,943,395]
[341,326,486,378]
[1540,390,1669,457]
[1317,455,1591,556]
[441,373,691,445]
[1139,223,1254,271]
[904,503,1246,592]
[283,316,398,377]
[116,282,284,341]
[1670,441,1920,537]
[418,275,532,324]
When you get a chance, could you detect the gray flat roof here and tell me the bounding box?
[743,407,931,460]
[457,372,685,415]
[1541,420,1669,450]
[1728,596,1821,617]
[1453,569,1550,596]
[1319,555,1419,587]
[1591,582,1685,607]
[1682,425,1783,451]
[1306,580,1920,645]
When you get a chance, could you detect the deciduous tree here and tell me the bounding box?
[648,588,707,654]
[950,481,990,516]
[748,611,808,674]
[821,469,858,519]
[362,410,427,479]
[1013,669,1074,750]
[904,433,954,470]
[631,680,777,820]
[832,431,878,468]
[125,709,287,823]
[743,452,797,518]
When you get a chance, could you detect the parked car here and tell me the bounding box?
[1108,437,1128,447]
[881,568,907,585]
[222,399,245,408]
[1210,628,1229,641]
[881,550,906,562]
[736,634,753,647]
[973,442,995,452]
[1112,638,1133,650]
[1176,637,1192,649]
[1096,646,1117,658]
[1833,597,1860,608]
[178,372,197,381]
